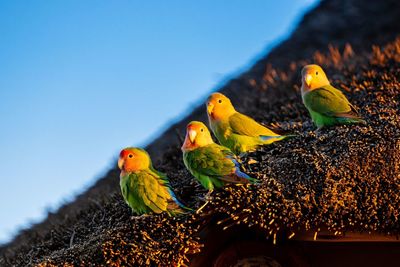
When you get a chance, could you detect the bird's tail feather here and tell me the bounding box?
[259,135,285,142]
[168,189,193,215]
[282,134,297,139]
[338,117,366,125]
[260,134,296,142]
[169,206,192,216]
[220,168,259,184]
[168,202,193,216]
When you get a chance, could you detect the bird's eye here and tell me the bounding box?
[201,128,204,132]
[128,154,133,158]
[218,99,222,103]
[316,71,319,75]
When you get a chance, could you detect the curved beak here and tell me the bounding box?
[188,129,197,143]
[305,74,312,87]
[207,102,214,115]
[118,158,124,170]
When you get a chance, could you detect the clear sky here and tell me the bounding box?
[0,0,318,244]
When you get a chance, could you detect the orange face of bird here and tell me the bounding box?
[301,64,330,91]
[206,92,236,120]
[118,148,150,173]
[182,121,213,150]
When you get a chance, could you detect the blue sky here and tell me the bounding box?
[0,0,318,244]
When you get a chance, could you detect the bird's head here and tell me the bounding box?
[206,92,236,121]
[118,147,150,173]
[181,121,214,151]
[301,64,330,92]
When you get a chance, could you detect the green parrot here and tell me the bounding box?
[301,64,365,129]
[118,147,189,216]
[181,121,258,190]
[206,92,291,154]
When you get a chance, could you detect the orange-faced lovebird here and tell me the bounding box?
[118,147,189,216]
[181,121,258,191]
[207,92,289,154]
[301,64,365,129]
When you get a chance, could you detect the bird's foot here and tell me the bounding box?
[198,190,213,201]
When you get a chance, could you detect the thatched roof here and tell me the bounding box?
[101,38,400,266]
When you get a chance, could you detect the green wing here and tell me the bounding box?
[184,144,258,189]
[120,176,130,206]
[187,144,235,177]
[121,171,174,214]
[304,85,359,118]
[229,112,280,137]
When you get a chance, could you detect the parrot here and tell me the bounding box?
[181,121,258,191]
[118,147,189,216]
[301,64,365,129]
[206,92,290,154]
